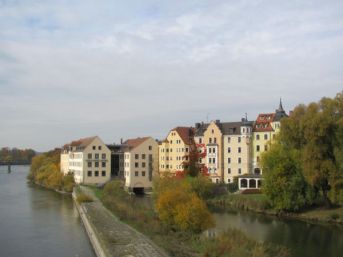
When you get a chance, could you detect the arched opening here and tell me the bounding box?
[249,179,256,188]
[254,168,261,175]
[240,179,247,188]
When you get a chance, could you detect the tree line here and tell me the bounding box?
[262,91,343,211]
[0,147,36,165]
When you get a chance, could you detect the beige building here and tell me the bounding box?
[60,136,111,185]
[252,100,288,174]
[123,137,159,194]
[159,127,195,175]
[223,119,253,183]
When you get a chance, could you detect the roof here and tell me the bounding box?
[219,121,253,135]
[171,127,195,145]
[194,122,209,137]
[123,137,150,150]
[253,113,275,132]
[70,136,97,147]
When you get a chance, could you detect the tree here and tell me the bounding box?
[261,142,312,211]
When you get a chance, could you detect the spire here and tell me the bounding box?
[278,98,284,112]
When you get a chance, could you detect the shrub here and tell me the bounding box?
[76,193,93,203]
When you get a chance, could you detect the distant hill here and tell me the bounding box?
[0,147,36,165]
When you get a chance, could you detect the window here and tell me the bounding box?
[228,137,231,143]
[135,162,139,168]
[238,168,241,174]
[142,154,146,159]
[135,171,139,176]
[209,158,212,164]
[228,158,231,163]
[135,154,139,159]
[88,162,92,167]
[257,156,260,162]
[209,138,212,144]
[209,148,212,154]
[213,158,216,163]
[256,145,260,152]
[95,162,99,167]
[102,153,106,159]
[101,171,106,176]
[102,162,106,167]
[213,148,216,153]
[238,137,241,143]
[88,153,92,159]
[228,168,231,174]
[199,138,202,143]
[238,158,241,164]
[185,148,189,152]
[98,146,102,150]
[142,171,146,176]
[238,147,241,153]
[95,153,99,159]
[264,134,268,140]
[92,146,96,150]
[264,145,268,151]
[228,179,231,183]
[214,138,217,143]
[228,147,231,153]
[95,171,99,177]
[256,134,260,140]
[88,171,92,177]
[142,162,146,168]
[211,129,214,134]
[149,145,152,150]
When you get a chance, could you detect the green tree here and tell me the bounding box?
[262,142,311,211]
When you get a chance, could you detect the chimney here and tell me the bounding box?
[120,138,123,144]
[195,123,201,129]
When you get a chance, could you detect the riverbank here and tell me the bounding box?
[209,194,343,225]
[73,185,169,257]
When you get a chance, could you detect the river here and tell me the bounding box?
[0,165,95,257]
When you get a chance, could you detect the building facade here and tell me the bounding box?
[60,136,111,185]
[252,100,288,174]
[158,127,195,175]
[123,137,159,194]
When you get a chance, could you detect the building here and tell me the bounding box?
[107,143,125,178]
[194,119,253,184]
[123,137,159,194]
[60,136,111,185]
[158,127,195,175]
[252,100,288,174]
[223,119,253,184]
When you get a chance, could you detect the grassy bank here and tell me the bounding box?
[91,180,289,257]
[208,193,343,225]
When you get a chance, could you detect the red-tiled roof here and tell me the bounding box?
[253,113,275,132]
[124,137,150,149]
[172,127,195,145]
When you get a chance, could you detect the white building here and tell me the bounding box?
[60,136,111,185]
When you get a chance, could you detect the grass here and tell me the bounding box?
[296,206,343,224]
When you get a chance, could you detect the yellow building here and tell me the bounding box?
[159,127,195,175]
[123,137,159,194]
[252,100,288,174]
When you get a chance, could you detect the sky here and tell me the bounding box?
[1,0,342,151]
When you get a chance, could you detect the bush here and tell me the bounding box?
[76,193,93,203]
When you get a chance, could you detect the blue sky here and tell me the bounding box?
[1,0,343,151]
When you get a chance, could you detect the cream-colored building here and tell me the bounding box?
[252,101,288,174]
[60,136,111,185]
[159,127,195,175]
[123,137,159,194]
[223,119,253,183]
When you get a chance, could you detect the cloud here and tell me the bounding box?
[0,0,342,150]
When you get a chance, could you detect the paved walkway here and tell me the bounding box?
[78,186,169,257]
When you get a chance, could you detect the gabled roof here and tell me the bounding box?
[70,136,97,147]
[171,127,195,145]
[194,122,209,137]
[123,137,150,150]
[253,113,275,132]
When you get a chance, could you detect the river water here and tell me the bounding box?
[0,165,95,257]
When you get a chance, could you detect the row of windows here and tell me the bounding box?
[125,162,147,168]
[87,170,106,177]
[227,168,242,174]
[256,145,268,152]
[69,161,82,167]
[208,147,216,154]
[125,171,147,177]
[69,153,82,159]
[88,162,106,168]
[168,139,182,144]
[160,156,188,161]
[255,134,269,140]
[160,147,189,153]
[227,147,241,153]
[227,158,242,164]
[208,157,216,164]
[92,145,102,150]
[87,153,106,159]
